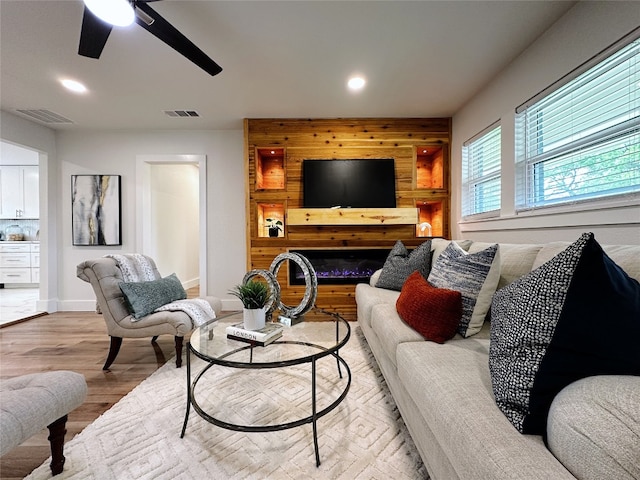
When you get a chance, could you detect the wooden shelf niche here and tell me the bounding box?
[416,200,444,237]
[416,145,444,190]
[257,202,285,238]
[255,147,285,190]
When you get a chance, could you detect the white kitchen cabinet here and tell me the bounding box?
[0,242,39,284]
[0,166,39,219]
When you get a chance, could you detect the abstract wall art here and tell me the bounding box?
[72,174,122,246]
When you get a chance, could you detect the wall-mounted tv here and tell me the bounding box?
[303,159,396,208]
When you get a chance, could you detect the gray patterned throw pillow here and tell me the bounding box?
[376,240,432,291]
[427,242,500,337]
[120,273,187,319]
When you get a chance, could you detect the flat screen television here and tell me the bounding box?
[303,159,396,208]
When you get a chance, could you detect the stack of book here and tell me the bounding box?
[226,322,284,346]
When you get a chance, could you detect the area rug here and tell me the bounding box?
[26,324,429,479]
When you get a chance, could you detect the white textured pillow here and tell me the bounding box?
[427,242,500,337]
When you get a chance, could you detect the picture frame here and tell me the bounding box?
[71,174,122,246]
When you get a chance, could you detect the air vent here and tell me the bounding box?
[164,110,200,118]
[15,109,74,124]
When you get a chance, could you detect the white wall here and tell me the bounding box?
[55,129,245,310]
[451,1,640,245]
[0,116,245,311]
[150,163,200,287]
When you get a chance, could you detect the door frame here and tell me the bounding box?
[136,154,208,296]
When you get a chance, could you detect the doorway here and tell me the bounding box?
[136,155,208,295]
[0,141,42,326]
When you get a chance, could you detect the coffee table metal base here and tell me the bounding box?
[180,340,351,467]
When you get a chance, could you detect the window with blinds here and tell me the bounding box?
[515,31,640,211]
[462,124,501,218]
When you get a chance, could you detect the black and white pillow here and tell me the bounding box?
[427,242,500,337]
[376,240,432,291]
[489,232,640,435]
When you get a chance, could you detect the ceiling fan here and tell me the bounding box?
[78,0,222,76]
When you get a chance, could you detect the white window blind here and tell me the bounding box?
[515,31,640,210]
[462,124,501,217]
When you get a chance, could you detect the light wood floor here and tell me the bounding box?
[0,287,201,479]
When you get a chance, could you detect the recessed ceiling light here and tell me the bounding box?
[61,79,88,94]
[347,76,366,91]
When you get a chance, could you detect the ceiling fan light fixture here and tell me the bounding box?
[135,8,155,26]
[84,0,135,27]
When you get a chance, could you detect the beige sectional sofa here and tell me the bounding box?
[355,238,640,480]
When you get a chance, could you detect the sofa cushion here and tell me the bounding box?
[396,341,575,479]
[355,283,401,329]
[428,242,500,337]
[490,232,640,435]
[120,273,187,319]
[376,240,432,291]
[370,303,424,368]
[396,271,461,343]
[547,375,640,480]
[468,242,543,290]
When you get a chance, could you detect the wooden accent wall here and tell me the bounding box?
[245,118,452,321]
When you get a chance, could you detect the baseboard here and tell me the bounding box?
[36,299,59,312]
[182,277,199,290]
[57,300,98,311]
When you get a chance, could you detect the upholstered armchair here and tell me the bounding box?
[77,256,222,370]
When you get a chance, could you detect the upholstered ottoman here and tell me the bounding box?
[547,375,640,480]
[0,371,88,475]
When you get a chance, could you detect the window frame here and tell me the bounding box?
[514,29,640,213]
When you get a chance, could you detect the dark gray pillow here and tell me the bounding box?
[376,240,432,291]
[120,273,187,319]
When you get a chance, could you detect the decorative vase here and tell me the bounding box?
[268,227,280,237]
[243,307,266,331]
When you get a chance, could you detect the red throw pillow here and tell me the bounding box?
[396,271,462,343]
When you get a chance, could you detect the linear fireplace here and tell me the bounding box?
[289,249,389,285]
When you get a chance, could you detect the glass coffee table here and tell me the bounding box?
[180,308,351,467]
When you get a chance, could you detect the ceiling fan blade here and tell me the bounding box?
[78,6,113,59]
[134,2,222,76]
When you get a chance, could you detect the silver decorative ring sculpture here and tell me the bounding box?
[269,252,318,318]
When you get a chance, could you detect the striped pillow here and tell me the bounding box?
[427,242,500,337]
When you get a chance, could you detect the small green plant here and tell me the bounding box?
[229,280,270,309]
[266,218,283,232]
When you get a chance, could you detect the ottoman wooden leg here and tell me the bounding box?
[47,415,68,476]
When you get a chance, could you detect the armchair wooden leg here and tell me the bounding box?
[103,336,123,370]
[47,415,68,476]
[175,336,184,368]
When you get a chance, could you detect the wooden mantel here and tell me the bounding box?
[287,208,419,226]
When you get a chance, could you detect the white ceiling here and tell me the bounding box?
[0,0,576,131]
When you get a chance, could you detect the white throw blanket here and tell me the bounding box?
[106,253,159,282]
[154,298,215,328]
[106,254,215,327]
